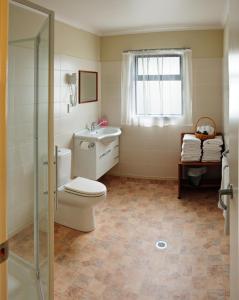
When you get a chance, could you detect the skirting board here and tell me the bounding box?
[105,171,177,181]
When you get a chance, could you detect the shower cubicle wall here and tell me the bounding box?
[7,1,54,299]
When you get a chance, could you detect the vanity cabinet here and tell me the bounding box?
[73,136,119,180]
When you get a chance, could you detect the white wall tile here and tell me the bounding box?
[8,44,49,236]
[54,54,101,149]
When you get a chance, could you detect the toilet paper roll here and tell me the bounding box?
[80,141,95,150]
[80,141,90,150]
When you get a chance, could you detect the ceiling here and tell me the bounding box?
[31,0,227,36]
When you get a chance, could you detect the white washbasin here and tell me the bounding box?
[75,127,121,142]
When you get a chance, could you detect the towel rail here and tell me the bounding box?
[222,149,229,157]
[219,184,233,210]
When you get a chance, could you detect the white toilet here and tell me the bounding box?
[55,148,106,232]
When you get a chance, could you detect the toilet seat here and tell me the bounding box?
[64,177,106,197]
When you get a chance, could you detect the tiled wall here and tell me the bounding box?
[8,44,35,236]
[101,57,223,179]
[8,4,102,237]
[54,54,101,149]
[8,51,101,236]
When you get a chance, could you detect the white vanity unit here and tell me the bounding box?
[73,127,121,180]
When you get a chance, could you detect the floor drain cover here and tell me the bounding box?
[156,240,167,250]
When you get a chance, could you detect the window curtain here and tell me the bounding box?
[121,49,193,127]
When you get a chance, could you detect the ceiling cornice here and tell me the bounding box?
[100,24,224,37]
[55,16,224,38]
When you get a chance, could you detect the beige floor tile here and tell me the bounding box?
[10,175,230,299]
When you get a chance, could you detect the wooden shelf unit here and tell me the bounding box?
[178,133,222,199]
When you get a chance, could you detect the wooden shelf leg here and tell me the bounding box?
[178,164,182,199]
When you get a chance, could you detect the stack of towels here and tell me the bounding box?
[202,136,223,162]
[181,134,202,162]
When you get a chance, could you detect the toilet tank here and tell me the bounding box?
[57,148,71,187]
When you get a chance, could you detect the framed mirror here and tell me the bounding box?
[79,70,98,103]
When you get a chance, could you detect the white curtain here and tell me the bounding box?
[121,49,193,127]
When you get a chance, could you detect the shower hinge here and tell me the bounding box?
[36,270,40,280]
[0,241,9,264]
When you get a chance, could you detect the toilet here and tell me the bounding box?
[55,148,106,232]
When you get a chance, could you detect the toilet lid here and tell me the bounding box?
[64,177,106,197]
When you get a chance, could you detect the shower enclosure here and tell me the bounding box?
[7,1,54,299]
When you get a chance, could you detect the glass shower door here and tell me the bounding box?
[36,19,50,299]
[7,1,54,299]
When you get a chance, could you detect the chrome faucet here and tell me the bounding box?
[91,121,105,131]
[86,121,105,132]
[91,121,98,131]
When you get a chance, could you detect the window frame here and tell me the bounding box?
[135,54,184,117]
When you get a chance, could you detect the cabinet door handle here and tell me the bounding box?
[99,149,111,159]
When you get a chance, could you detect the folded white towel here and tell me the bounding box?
[203,136,223,146]
[202,156,221,160]
[202,155,221,159]
[181,134,202,162]
[182,157,201,162]
[182,144,201,151]
[203,144,222,150]
[202,154,221,160]
[181,153,201,158]
[182,155,200,158]
[202,158,221,162]
[183,134,201,144]
[182,141,201,146]
[203,148,222,153]
[181,151,201,157]
[218,156,229,228]
[203,151,221,155]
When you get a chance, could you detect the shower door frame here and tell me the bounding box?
[8,1,55,299]
[0,0,9,299]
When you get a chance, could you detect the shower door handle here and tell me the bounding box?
[219,184,233,210]
[54,145,58,210]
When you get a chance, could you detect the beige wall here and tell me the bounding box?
[55,21,100,61]
[101,30,223,61]
[101,30,223,179]
[9,5,100,62]
[9,3,45,41]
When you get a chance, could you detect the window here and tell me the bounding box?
[121,49,192,127]
[135,54,183,116]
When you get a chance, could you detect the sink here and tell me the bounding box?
[75,126,121,142]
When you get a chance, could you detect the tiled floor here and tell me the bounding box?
[54,176,229,300]
[10,224,47,265]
